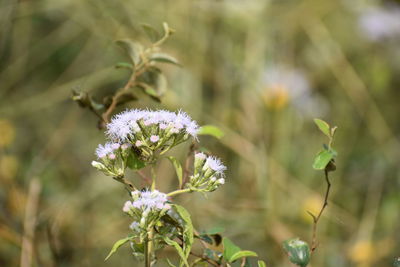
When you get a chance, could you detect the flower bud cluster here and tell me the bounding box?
[106,109,199,160]
[91,142,131,176]
[123,190,171,234]
[186,152,226,192]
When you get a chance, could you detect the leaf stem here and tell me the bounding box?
[167,189,191,197]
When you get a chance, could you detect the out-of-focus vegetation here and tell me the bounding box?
[1,0,400,266]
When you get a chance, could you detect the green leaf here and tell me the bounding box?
[223,238,241,263]
[312,150,334,170]
[314,118,331,138]
[230,250,258,262]
[283,238,310,267]
[127,153,146,170]
[141,24,160,43]
[115,62,134,70]
[138,83,161,102]
[167,156,183,188]
[115,39,143,65]
[150,53,180,66]
[138,68,167,101]
[104,236,131,261]
[201,226,225,235]
[197,125,224,139]
[72,90,104,111]
[172,204,194,266]
[258,260,267,267]
[161,236,189,267]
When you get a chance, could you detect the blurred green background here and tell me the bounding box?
[1,0,400,266]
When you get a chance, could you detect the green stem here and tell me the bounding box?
[148,229,154,266]
[167,188,191,197]
[151,165,156,190]
[144,235,150,267]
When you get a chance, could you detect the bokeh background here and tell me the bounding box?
[1,0,400,266]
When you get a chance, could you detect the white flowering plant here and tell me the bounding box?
[77,22,342,267]
[91,108,265,266]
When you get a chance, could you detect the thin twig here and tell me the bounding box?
[20,178,42,267]
[137,170,152,184]
[309,169,331,252]
[113,176,136,192]
[181,143,196,189]
[101,65,148,124]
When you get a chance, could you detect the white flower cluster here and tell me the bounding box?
[95,142,131,159]
[106,109,199,145]
[91,142,131,177]
[123,190,171,233]
[92,109,199,175]
[186,152,226,192]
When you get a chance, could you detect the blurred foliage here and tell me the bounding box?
[1,0,400,266]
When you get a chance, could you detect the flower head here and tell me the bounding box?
[95,142,120,158]
[106,109,199,142]
[187,153,226,192]
[205,156,227,174]
[123,189,170,230]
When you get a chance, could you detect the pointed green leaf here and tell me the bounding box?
[312,150,334,170]
[141,24,160,43]
[162,236,189,267]
[115,39,143,65]
[104,236,131,261]
[138,83,161,102]
[258,260,267,267]
[172,204,193,266]
[223,238,241,263]
[197,125,224,139]
[314,118,331,138]
[230,250,258,262]
[150,53,180,66]
[115,62,134,70]
[127,152,146,170]
[167,156,183,188]
[201,226,225,235]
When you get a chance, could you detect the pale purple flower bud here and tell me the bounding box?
[123,201,133,212]
[135,140,143,147]
[121,143,130,150]
[111,143,120,150]
[150,135,159,143]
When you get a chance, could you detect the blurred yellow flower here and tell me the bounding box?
[262,84,289,110]
[349,239,394,266]
[0,155,18,181]
[0,119,15,147]
[300,195,323,223]
[349,240,374,264]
